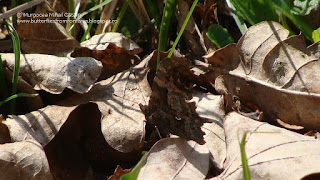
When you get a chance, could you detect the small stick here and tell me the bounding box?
[0,0,45,20]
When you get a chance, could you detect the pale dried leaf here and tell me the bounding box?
[211,112,320,180]
[213,21,320,129]
[191,91,226,169]
[236,21,289,76]
[1,53,102,94]
[137,138,209,180]
[215,74,320,130]
[81,32,142,54]
[3,105,78,146]
[61,58,151,153]
[0,140,53,180]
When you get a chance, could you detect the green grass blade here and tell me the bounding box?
[0,93,38,107]
[4,21,21,114]
[0,55,8,100]
[225,0,247,35]
[80,12,96,43]
[270,0,313,41]
[72,0,112,29]
[120,152,148,180]
[144,0,161,28]
[240,132,251,180]
[228,0,278,25]
[157,0,178,68]
[206,24,234,49]
[112,0,130,32]
[168,0,198,58]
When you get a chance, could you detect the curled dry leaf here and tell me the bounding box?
[0,140,53,180]
[60,57,152,153]
[142,55,209,145]
[209,21,320,130]
[137,138,209,180]
[3,105,78,146]
[191,91,226,170]
[211,112,320,180]
[72,33,142,80]
[1,53,102,94]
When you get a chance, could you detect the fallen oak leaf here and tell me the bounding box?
[210,112,320,180]
[60,56,152,153]
[71,32,143,80]
[209,21,320,130]
[137,138,209,180]
[0,140,53,180]
[1,53,102,94]
[71,43,141,80]
[17,20,79,55]
[3,105,79,146]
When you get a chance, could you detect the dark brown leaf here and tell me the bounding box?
[71,43,141,80]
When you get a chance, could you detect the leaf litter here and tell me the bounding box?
[1,16,320,180]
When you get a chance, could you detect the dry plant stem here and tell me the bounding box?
[0,0,45,20]
[129,0,150,26]
[96,0,118,34]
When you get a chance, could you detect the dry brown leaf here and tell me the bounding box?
[108,165,131,180]
[211,21,320,130]
[72,32,142,80]
[3,105,78,146]
[137,138,209,180]
[0,140,53,180]
[1,53,102,94]
[60,57,152,153]
[72,43,141,80]
[191,91,226,170]
[17,20,79,55]
[211,112,320,180]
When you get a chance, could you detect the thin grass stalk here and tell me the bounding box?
[240,132,251,180]
[70,0,113,33]
[0,93,38,107]
[80,12,96,42]
[4,21,21,114]
[112,0,130,32]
